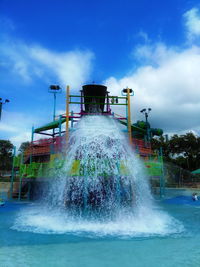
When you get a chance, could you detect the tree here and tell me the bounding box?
[151,135,171,161]
[18,141,30,153]
[0,140,14,172]
[151,132,200,171]
[169,133,200,170]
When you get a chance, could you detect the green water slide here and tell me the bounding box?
[34,118,67,133]
[118,119,163,137]
[119,119,146,135]
[34,116,162,137]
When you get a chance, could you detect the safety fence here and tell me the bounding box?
[23,136,154,159]
[164,162,199,188]
[24,136,65,157]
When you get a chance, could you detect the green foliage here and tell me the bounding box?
[18,141,30,153]
[0,139,14,171]
[151,133,200,171]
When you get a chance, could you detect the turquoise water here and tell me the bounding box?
[1,116,199,267]
[1,200,200,267]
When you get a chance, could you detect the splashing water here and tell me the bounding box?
[45,116,153,213]
[13,116,183,236]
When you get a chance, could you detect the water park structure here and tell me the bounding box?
[9,84,164,202]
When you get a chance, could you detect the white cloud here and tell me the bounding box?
[2,8,200,144]
[105,43,200,135]
[0,123,17,133]
[0,33,94,146]
[133,43,178,65]
[10,132,31,150]
[29,46,94,88]
[0,40,94,89]
[184,8,200,41]
[0,111,44,149]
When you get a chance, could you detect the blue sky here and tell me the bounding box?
[1,0,200,148]
[1,0,188,80]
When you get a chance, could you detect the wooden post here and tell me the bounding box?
[66,85,70,144]
[127,88,132,144]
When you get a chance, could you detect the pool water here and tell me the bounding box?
[1,198,200,267]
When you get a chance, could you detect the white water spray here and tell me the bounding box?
[13,116,183,236]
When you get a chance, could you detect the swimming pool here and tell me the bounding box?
[1,198,200,267]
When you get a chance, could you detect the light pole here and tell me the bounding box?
[122,88,134,144]
[0,98,10,121]
[49,85,62,137]
[140,108,152,141]
[49,85,62,122]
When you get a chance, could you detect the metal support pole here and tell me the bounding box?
[159,147,165,198]
[126,97,128,124]
[0,99,10,121]
[66,85,70,144]
[30,126,34,164]
[145,113,150,141]
[29,127,34,201]
[0,102,2,121]
[10,146,16,200]
[71,111,74,128]
[127,88,132,144]
[59,115,62,137]
[18,152,24,201]
[31,126,34,142]
[53,93,56,136]
[80,91,83,113]
[106,92,109,113]
[53,92,56,121]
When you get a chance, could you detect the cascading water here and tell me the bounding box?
[12,116,183,236]
[44,116,152,214]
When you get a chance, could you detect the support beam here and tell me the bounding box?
[66,85,70,144]
[30,126,34,164]
[71,111,74,128]
[59,115,62,137]
[159,147,165,198]
[127,88,132,144]
[10,146,16,200]
[18,152,24,201]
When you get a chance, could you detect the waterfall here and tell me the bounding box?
[12,115,183,236]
